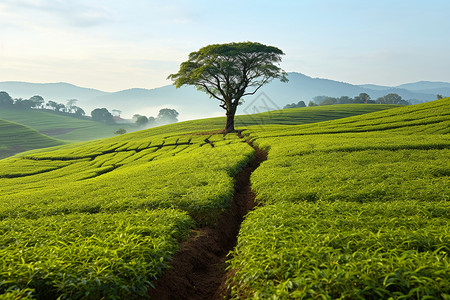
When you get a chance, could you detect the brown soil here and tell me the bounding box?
[147,136,267,300]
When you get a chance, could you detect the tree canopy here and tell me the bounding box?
[376,93,409,105]
[168,41,287,132]
[157,108,179,125]
[91,108,115,124]
[0,91,14,108]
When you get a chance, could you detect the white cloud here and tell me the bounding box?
[1,0,113,27]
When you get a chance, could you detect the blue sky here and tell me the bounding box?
[1,0,449,91]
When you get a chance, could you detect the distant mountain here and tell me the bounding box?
[0,81,107,102]
[358,84,393,91]
[1,73,447,121]
[414,87,450,97]
[396,81,450,91]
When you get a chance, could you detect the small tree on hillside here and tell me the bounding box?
[376,93,403,104]
[320,97,337,105]
[136,115,149,127]
[91,108,115,124]
[157,108,179,125]
[14,98,34,109]
[0,91,14,108]
[168,42,288,133]
[46,101,58,111]
[72,106,86,117]
[354,93,371,104]
[66,99,78,112]
[55,103,66,112]
[29,95,45,108]
[114,128,127,135]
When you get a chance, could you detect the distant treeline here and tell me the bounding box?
[0,90,179,129]
[93,108,179,128]
[284,93,411,109]
[0,91,88,118]
[132,109,179,127]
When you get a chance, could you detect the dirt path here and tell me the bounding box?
[147,136,267,299]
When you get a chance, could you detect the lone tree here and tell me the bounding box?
[168,42,288,133]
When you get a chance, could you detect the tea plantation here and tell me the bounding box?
[229,98,449,299]
[0,126,261,297]
[0,109,136,142]
[0,100,448,299]
[0,119,64,160]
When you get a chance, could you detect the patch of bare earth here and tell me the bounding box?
[147,134,266,300]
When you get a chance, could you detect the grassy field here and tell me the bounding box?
[0,109,137,142]
[0,127,255,298]
[0,104,396,159]
[0,101,447,299]
[133,104,399,136]
[229,98,450,299]
[0,119,65,159]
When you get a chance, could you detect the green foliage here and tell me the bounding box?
[0,210,193,299]
[125,104,397,138]
[114,128,127,135]
[0,126,255,298]
[0,119,65,159]
[157,108,179,125]
[91,108,115,124]
[1,98,448,298]
[283,100,306,109]
[168,41,288,132]
[229,98,450,298]
[230,201,450,299]
[0,91,14,108]
[0,109,136,142]
[0,133,253,222]
[251,148,449,204]
[168,41,287,90]
[135,115,149,127]
[376,93,408,105]
[0,288,34,300]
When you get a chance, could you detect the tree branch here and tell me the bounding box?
[201,84,224,102]
[242,83,265,96]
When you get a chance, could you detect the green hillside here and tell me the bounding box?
[0,104,396,144]
[0,119,65,159]
[113,103,399,137]
[230,98,449,298]
[0,109,136,142]
[0,100,448,299]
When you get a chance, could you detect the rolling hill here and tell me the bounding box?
[0,109,138,143]
[396,81,450,91]
[0,99,448,298]
[0,119,65,159]
[0,104,398,159]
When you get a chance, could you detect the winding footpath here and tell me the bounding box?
[147,134,267,299]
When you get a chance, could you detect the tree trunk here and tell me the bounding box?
[225,104,237,133]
